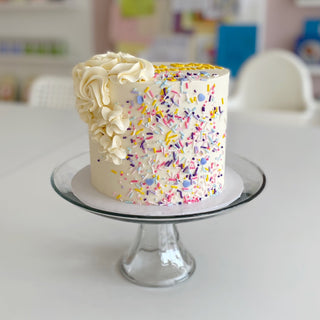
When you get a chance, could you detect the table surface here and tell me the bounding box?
[1,105,320,320]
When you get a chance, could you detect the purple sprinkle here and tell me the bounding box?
[183,180,191,188]
[198,93,205,101]
[200,157,207,165]
[137,95,144,104]
[165,160,173,167]
[145,178,154,186]
[193,167,198,176]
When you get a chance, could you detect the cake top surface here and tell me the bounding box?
[152,62,229,81]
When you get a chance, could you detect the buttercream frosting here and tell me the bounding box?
[72,51,154,164]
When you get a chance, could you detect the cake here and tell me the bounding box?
[72,51,229,205]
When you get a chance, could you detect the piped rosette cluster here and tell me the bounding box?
[72,51,154,164]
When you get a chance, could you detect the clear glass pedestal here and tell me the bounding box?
[120,224,195,287]
[51,152,265,287]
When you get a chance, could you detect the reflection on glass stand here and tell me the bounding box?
[51,152,265,287]
[120,224,195,287]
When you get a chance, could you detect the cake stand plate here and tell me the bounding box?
[71,164,244,219]
[51,152,266,287]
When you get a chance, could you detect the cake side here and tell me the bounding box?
[88,61,229,205]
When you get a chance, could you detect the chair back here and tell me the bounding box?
[231,50,314,112]
[29,75,75,109]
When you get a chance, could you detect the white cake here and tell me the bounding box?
[73,52,229,205]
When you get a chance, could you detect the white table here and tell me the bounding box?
[0,107,320,320]
[0,104,87,178]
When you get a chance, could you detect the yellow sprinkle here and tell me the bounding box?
[174,108,178,115]
[207,84,210,92]
[134,188,145,195]
[165,130,172,142]
[160,190,164,194]
[221,97,224,104]
[141,105,148,114]
[136,128,144,135]
[171,186,178,189]
[144,86,150,93]
[153,148,157,153]
[111,170,117,174]
[148,117,151,122]
[138,119,143,126]
[206,175,209,182]
[116,194,122,199]
[152,99,157,106]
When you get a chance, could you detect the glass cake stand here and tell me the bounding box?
[51,152,266,287]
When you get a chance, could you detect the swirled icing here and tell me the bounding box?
[72,52,154,164]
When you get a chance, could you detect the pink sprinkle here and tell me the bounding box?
[186,82,189,89]
[131,180,138,183]
[146,136,153,140]
[179,140,183,148]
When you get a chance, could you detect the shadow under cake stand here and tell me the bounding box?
[51,152,266,287]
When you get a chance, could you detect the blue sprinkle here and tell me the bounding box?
[183,180,191,188]
[198,93,205,102]
[200,157,207,165]
[145,178,154,186]
[137,95,144,104]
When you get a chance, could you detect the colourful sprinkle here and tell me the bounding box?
[198,93,205,101]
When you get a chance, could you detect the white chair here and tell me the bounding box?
[28,75,75,109]
[229,49,319,125]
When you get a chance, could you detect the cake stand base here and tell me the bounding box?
[120,223,195,287]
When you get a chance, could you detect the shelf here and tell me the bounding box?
[0,1,74,12]
[0,54,75,66]
[295,0,320,6]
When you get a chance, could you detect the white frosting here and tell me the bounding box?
[73,52,230,205]
[72,52,154,164]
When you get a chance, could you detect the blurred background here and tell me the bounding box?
[1,0,320,103]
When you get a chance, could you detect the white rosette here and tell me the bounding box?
[72,52,154,164]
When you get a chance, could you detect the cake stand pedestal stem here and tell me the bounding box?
[120,223,195,287]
